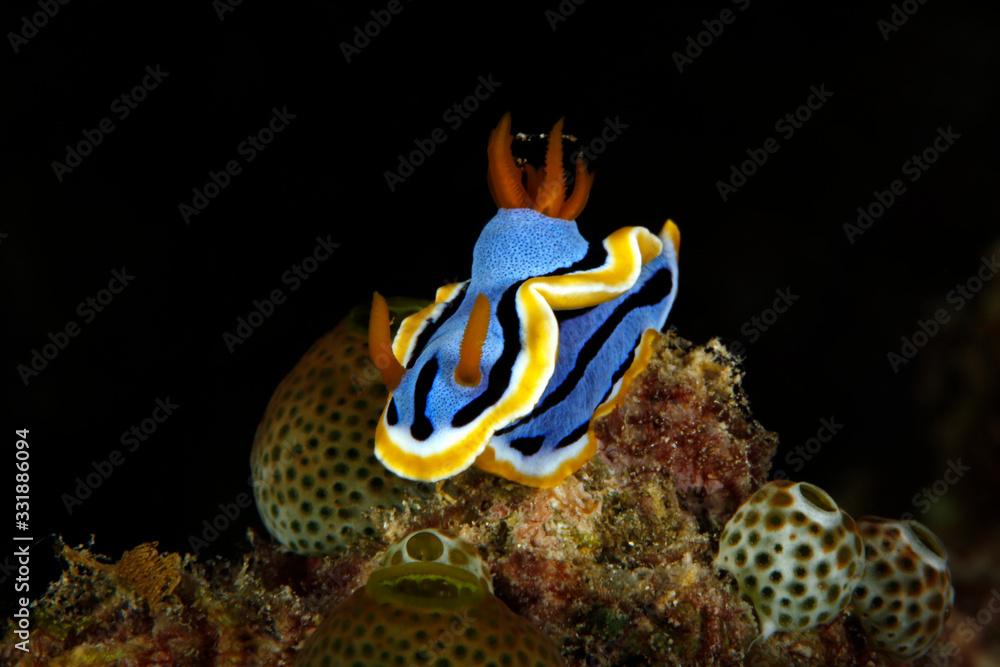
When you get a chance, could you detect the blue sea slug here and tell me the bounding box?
[369,114,680,487]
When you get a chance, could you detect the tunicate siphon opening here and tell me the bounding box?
[908,520,946,559]
[406,531,445,561]
[386,576,460,598]
[798,483,836,512]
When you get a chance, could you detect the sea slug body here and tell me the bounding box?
[369,115,681,488]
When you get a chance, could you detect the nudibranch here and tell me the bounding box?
[295,528,566,666]
[369,114,680,488]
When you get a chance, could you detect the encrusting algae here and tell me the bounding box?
[4,321,972,666]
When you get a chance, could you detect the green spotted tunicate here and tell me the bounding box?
[250,300,431,555]
[295,528,566,666]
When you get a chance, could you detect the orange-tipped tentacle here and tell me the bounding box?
[455,293,491,387]
[534,118,567,216]
[368,292,405,391]
[558,155,593,220]
[488,113,533,209]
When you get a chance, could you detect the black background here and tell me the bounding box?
[3,0,998,617]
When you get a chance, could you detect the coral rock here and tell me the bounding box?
[592,335,777,527]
